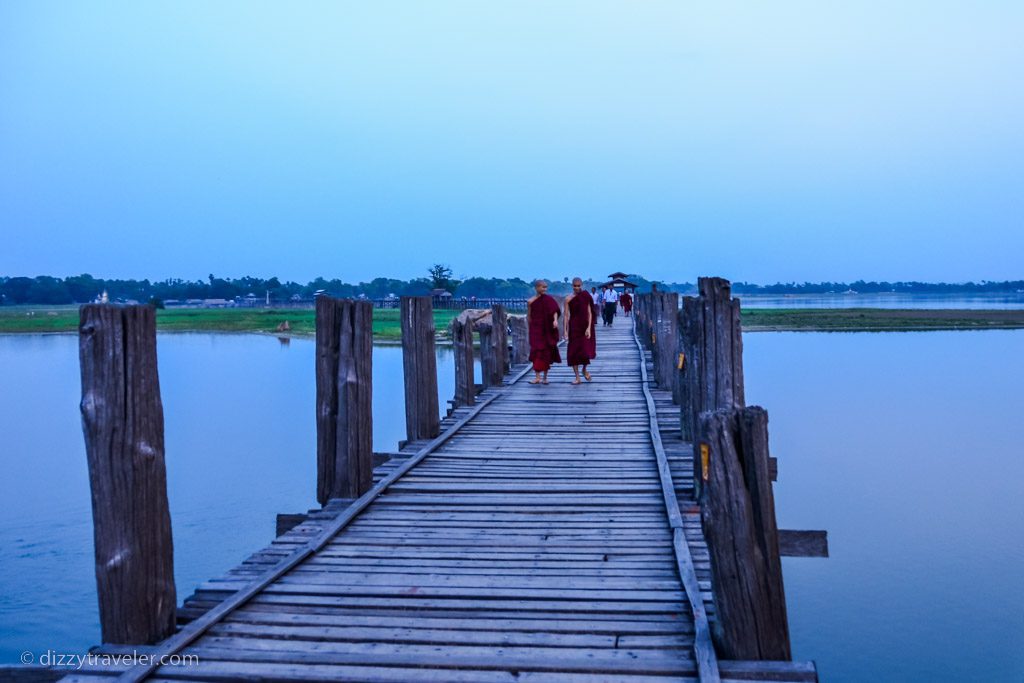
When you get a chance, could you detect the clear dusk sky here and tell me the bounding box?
[1,2,1022,284]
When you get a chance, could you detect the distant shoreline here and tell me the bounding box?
[2,306,1023,337]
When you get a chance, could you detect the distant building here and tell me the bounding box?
[431,288,454,305]
[601,273,639,292]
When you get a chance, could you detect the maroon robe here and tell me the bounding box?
[621,292,633,313]
[528,293,562,372]
[567,291,597,366]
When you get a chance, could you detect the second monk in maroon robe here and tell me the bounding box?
[566,289,596,366]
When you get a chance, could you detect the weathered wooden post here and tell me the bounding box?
[652,292,679,399]
[78,304,176,644]
[682,277,745,492]
[636,293,652,348]
[475,318,496,389]
[490,304,509,380]
[451,313,475,407]
[633,293,645,341]
[699,276,745,411]
[649,293,661,351]
[315,296,373,505]
[508,315,529,365]
[400,296,439,442]
[698,406,790,661]
[678,296,702,442]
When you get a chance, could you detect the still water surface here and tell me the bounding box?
[738,292,1024,309]
[1,331,1021,680]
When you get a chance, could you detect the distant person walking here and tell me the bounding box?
[602,287,619,326]
[590,286,602,321]
[620,290,633,316]
[527,279,561,385]
[564,278,596,384]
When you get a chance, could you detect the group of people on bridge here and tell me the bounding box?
[525,278,633,386]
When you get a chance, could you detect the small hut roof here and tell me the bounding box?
[601,279,639,289]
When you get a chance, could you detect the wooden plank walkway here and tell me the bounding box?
[62,320,816,682]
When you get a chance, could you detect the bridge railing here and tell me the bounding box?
[637,278,830,661]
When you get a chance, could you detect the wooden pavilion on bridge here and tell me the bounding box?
[601,272,640,292]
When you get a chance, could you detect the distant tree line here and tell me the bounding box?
[0,272,1021,305]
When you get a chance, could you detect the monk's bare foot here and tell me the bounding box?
[571,377,581,385]
[584,370,592,382]
[529,377,542,385]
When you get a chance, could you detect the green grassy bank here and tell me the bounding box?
[0,306,463,340]
[2,306,1023,337]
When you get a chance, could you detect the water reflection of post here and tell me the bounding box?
[277,336,290,347]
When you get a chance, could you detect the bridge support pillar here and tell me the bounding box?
[78,303,177,644]
[490,304,509,381]
[699,406,790,661]
[451,313,475,407]
[316,296,373,505]
[400,296,439,442]
[508,315,529,365]
[651,292,679,399]
[680,277,745,494]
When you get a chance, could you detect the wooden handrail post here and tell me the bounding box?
[475,320,495,389]
[78,304,176,644]
[508,315,529,365]
[698,406,790,661]
[640,292,654,349]
[634,293,646,344]
[652,292,679,399]
[451,313,475,407]
[316,296,373,505]
[490,304,509,380]
[400,296,439,442]
[699,276,745,410]
[678,296,703,442]
[680,277,745,494]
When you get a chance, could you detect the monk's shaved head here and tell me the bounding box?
[572,277,583,285]
[534,279,548,294]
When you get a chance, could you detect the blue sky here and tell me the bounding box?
[1,1,1021,284]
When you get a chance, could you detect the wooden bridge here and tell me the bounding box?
[53,279,821,682]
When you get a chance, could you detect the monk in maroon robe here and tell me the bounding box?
[564,278,596,383]
[620,291,633,316]
[527,279,561,384]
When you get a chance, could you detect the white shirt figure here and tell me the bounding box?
[604,288,619,304]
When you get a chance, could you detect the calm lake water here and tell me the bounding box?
[737,292,1024,309]
[1,330,1021,681]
